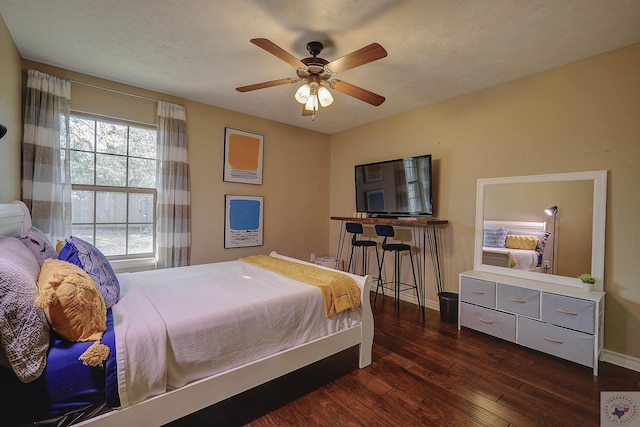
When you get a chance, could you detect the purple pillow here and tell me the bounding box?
[58,236,120,308]
[0,236,49,383]
[18,227,57,266]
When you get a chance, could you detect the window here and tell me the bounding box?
[65,114,157,258]
[403,158,423,213]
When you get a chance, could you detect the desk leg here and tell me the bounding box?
[426,225,444,295]
[411,226,426,309]
[336,220,347,271]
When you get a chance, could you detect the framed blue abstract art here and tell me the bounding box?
[224,195,264,248]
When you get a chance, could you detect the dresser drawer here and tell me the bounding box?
[460,302,516,342]
[497,283,540,318]
[460,276,496,308]
[541,293,595,334]
[518,317,594,368]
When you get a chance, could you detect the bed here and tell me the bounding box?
[0,203,373,426]
[482,220,550,271]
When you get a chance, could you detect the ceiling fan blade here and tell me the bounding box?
[332,80,385,106]
[326,43,387,74]
[250,38,305,69]
[236,78,299,92]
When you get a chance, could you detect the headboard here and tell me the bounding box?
[484,220,546,234]
[0,202,29,237]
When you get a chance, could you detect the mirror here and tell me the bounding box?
[474,170,607,290]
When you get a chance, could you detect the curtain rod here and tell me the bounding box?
[70,79,159,103]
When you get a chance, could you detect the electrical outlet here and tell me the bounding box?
[310,253,316,263]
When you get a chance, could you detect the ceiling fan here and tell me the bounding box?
[236,38,387,118]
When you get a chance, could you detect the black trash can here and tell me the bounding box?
[438,292,459,324]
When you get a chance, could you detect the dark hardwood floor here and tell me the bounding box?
[166,295,639,426]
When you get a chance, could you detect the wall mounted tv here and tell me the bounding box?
[354,154,433,217]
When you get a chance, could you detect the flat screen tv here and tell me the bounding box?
[354,154,433,217]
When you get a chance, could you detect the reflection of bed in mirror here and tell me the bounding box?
[482,220,548,272]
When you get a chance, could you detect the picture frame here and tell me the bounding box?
[364,164,383,183]
[367,189,386,212]
[224,195,264,248]
[223,127,264,185]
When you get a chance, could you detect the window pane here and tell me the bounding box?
[129,127,157,159]
[96,153,126,186]
[128,225,153,254]
[69,114,157,259]
[96,191,127,223]
[96,225,126,256]
[72,190,95,223]
[69,117,95,151]
[128,193,154,223]
[97,122,127,155]
[71,224,94,244]
[128,158,156,188]
[70,151,95,185]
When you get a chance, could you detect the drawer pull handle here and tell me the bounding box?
[555,308,578,315]
[508,297,526,303]
[478,317,493,324]
[471,290,486,295]
[542,336,564,344]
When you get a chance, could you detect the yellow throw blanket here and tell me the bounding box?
[240,255,361,318]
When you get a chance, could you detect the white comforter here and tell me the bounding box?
[112,253,364,407]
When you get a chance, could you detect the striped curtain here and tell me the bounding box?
[156,101,191,268]
[22,70,72,242]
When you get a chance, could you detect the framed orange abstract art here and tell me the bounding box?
[223,127,264,185]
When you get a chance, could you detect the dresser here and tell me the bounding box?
[459,270,604,375]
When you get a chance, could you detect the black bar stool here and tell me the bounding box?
[375,224,424,320]
[346,222,379,276]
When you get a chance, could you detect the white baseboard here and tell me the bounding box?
[369,288,440,311]
[601,349,640,373]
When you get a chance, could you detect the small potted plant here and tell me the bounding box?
[578,273,597,291]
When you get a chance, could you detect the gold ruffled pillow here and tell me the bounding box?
[505,234,539,251]
[35,259,110,366]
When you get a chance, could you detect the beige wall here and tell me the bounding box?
[0,14,22,202]
[330,43,640,359]
[19,61,332,266]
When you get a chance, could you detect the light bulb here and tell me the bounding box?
[294,84,310,104]
[305,95,318,112]
[317,86,333,107]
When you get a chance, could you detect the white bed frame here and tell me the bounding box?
[482,220,546,269]
[79,279,373,426]
[0,203,374,427]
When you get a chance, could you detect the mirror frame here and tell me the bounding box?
[474,170,607,291]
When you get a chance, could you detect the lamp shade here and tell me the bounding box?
[294,84,310,104]
[317,86,333,107]
[544,206,558,216]
[304,94,318,112]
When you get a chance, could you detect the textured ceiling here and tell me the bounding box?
[1,0,639,134]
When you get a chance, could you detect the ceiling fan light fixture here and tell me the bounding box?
[294,83,310,103]
[317,86,333,107]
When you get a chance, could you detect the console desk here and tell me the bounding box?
[331,216,448,306]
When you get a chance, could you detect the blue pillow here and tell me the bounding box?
[58,236,120,308]
[483,228,508,248]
